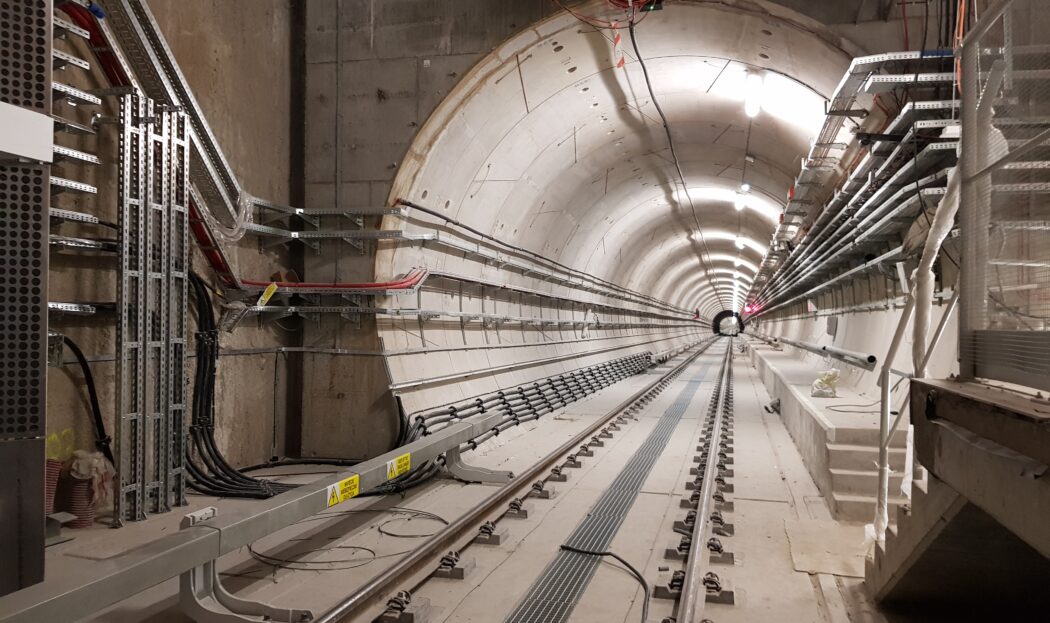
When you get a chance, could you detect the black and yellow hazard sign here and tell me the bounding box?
[386,452,411,480]
[325,474,360,508]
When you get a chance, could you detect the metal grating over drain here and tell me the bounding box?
[505,358,717,623]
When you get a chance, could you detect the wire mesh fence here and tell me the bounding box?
[959,0,1050,392]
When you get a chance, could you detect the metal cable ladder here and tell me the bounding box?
[114,90,190,522]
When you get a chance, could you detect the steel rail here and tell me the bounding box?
[314,338,719,623]
[676,338,733,623]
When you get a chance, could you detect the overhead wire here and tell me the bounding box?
[626,14,729,312]
[549,0,652,30]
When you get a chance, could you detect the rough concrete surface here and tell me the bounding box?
[47,0,296,473]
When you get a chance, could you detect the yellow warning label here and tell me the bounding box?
[386,452,411,480]
[325,474,360,508]
[257,282,279,306]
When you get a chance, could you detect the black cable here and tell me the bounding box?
[921,0,930,52]
[186,271,295,498]
[61,335,115,464]
[240,457,361,472]
[559,544,650,623]
[356,352,655,496]
[376,513,449,538]
[627,18,728,312]
[398,200,686,315]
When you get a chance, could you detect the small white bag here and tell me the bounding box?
[811,368,840,398]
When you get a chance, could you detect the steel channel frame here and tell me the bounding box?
[116,92,148,521]
[115,92,188,523]
[77,1,693,322]
[751,50,959,310]
[676,339,733,623]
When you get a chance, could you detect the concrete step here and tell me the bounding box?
[830,467,905,495]
[866,475,966,601]
[832,491,909,522]
[831,425,908,447]
[827,443,907,471]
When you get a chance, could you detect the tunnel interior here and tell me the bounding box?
[5,1,1049,622]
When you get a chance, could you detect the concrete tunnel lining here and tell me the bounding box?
[374,0,852,410]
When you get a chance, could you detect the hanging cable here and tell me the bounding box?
[61,336,115,465]
[186,271,295,498]
[549,0,652,30]
[627,17,729,311]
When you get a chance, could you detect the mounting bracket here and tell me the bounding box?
[178,508,313,623]
[443,446,513,484]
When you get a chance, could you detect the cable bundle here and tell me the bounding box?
[185,272,294,498]
[370,352,656,496]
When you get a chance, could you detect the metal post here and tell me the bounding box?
[875,295,915,543]
[882,289,960,449]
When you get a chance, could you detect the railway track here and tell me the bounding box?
[317,336,734,623]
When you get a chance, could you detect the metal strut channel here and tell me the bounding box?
[503,350,716,623]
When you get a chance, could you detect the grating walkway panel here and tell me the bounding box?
[504,355,718,623]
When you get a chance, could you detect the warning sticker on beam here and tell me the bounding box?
[256,282,279,306]
[386,452,411,480]
[325,474,360,508]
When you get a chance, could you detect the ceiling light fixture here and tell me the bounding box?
[744,71,764,118]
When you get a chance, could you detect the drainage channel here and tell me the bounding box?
[502,343,724,623]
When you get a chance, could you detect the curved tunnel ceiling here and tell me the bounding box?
[385,0,853,316]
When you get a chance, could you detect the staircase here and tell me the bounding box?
[866,473,1050,615]
[825,427,908,522]
[865,474,964,601]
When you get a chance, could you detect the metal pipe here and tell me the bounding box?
[821,344,878,368]
[874,294,916,543]
[746,332,778,346]
[314,339,716,623]
[0,412,508,623]
[775,337,878,372]
[677,340,733,623]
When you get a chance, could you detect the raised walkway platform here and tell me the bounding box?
[747,339,908,522]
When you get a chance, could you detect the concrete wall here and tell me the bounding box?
[47,0,297,470]
[299,0,572,458]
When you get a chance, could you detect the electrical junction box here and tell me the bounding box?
[0,101,53,163]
